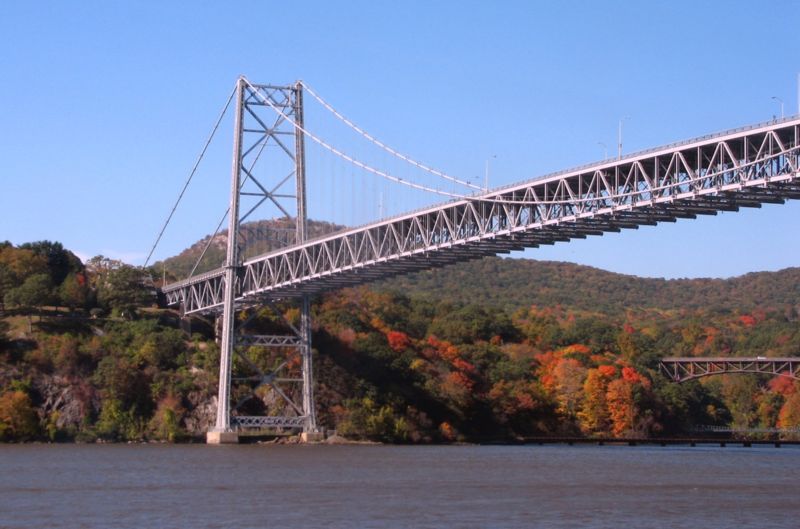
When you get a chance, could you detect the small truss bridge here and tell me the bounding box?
[660,357,800,382]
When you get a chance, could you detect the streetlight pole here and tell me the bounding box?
[598,141,608,160]
[618,117,630,160]
[485,154,496,192]
[772,96,784,119]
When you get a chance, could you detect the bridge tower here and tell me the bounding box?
[207,77,319,444]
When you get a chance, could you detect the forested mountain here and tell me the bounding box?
[2,235,800,444]
[154,218,345,280]
[155,217,800,315]
[380,257,800,315]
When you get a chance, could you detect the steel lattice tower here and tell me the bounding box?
[208,77,318,443]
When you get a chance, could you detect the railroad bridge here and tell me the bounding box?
[660,357,800,383]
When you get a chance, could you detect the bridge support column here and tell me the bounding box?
[300,295,318,434]
[207,77,245,445]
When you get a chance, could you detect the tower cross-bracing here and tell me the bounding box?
[203,77,318,443]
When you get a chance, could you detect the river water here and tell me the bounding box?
[0,443,797,528]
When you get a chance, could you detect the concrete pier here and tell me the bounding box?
[206,431,239,444]
[300,431,325,443]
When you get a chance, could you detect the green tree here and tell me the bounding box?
[58,272,90,312]
[97,265,155,316]
[0,246,49,310]
[19,240,83,286]
[5,273,56,331]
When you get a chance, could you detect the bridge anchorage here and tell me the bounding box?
[161,75,800,444]
[660,357,800,383]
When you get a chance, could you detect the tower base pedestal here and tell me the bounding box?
[206,431,239,444]
[300,431,325,443]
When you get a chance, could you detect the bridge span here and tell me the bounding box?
[660,357,800,382]
[157,77,800,442]
[163,115,800,315]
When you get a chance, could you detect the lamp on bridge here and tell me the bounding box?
[485,154,496,192]
[771,96,784,119]
[597,141,608,160]
[618,116,630,160]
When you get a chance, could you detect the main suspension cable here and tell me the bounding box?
[143,83,237,268]
[301,81,483,191]
[248,78,795,209]
[243,79,465,199]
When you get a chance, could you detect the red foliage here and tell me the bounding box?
[427,336,460,362]
[623,323,635,335]
[386,331,411,352]
[739,314,757,327]
[451,357,476,375]
[621,366,641,384]
[598,365,617,378]
[768,375,797,396]
[450,371,474,389]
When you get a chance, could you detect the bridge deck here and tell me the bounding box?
[660,357,800,382]
[162,116,800,315]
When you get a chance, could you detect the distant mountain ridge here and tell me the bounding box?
[378,258,800,314]
[157,218,800,314]
[155,218,345,280]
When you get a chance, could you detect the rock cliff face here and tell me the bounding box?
[183,391,217,435]
[34,375,99,430]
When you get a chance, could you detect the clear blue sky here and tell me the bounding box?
[2,1,799,279]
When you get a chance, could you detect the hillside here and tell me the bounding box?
[3,234,800,444]
[154,218,345,280]
[154,217,800,316]
[378,258,800,315]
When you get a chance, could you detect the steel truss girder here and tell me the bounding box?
[164,118,800,313]
[232,415,307,428]
[660,357,800,383]
[237,334,302,347]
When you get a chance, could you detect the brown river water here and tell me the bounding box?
[0,443,797,528]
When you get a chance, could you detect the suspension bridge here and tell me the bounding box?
[153,76,800,443]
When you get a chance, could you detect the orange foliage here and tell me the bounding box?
[598,365,617,378]
[606,378,635,437]
[337,328,357,347]
[777,392,800,430]
[590,354,609,365]
[562,344,591,356]
[489,380,542,416]
[370,316,390,334]
[439,421,456,441]
[768,375,797,397]
[426,336,460,362]
[621,366,640,384]
[451,358,476,375]
[444,371,474,392]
